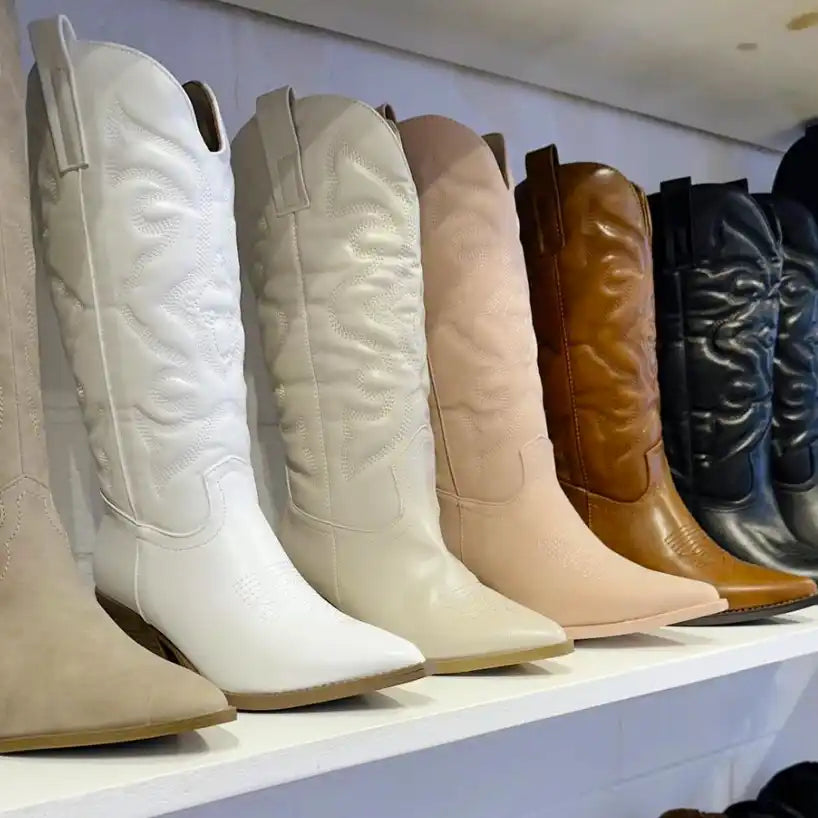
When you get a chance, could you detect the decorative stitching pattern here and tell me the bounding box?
[420,137,540,499]
[773,243,818,458]
[41,88,249,530]
[324,138,424,480]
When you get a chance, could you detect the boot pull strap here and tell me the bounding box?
[725,178,750,192]
[375,103,396,121]
[255,86,309,216]
[523,144,564,255]
[375,103,399,135]
[29,15,87,174]
[658,177,694,269]
[483,132,512,189]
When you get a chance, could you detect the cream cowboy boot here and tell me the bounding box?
[233,87,571,672]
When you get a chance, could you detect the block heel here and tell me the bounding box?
[96,592,177,663]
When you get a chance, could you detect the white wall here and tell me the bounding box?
[14,0,811,816]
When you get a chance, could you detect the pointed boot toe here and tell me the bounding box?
[420,583,571,674]
[287,617,427,689]
[684,569,818,625]
[0,484,234,754]
[636,570,725,623]
[143,657,233,727]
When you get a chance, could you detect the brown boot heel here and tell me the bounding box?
[96,592,175,662]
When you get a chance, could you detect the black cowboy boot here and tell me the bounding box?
[649,177,818,578]
[753,195,818,546]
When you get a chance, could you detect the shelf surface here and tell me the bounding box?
[219,0,818,150]
[3,608,818,817]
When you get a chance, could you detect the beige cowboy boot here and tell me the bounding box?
[233,87,571,671]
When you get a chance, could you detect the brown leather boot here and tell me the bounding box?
[516,144,818,624]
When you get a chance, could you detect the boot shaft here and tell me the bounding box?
[399,114,547,503]
[650,178,781,503]
[517,145,660,503]
[234,88,434,532]
[760,195,818,486]
[28,17,251,531]
[0,0,49,489]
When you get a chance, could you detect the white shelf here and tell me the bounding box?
[4,609,818,817]
[219,0,818,150]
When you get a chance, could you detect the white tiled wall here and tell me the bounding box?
[14,0,814,815]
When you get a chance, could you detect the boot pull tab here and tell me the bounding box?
[255,86,310,216]
[482,132,512,189]
[375,103,399,135]
[805,123,818,143]
[523,144,565,256]
[725,178,750,192]
[28,14,87,174]
[658,177,694,270]
[632,184,653,241]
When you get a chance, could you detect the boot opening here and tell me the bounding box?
[183,81,222,152]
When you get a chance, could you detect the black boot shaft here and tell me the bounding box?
[651,178,818,576]
[757,194,818,544]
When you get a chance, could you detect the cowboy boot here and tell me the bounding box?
[518,148,815,621]
[0,4,234,752]
[28,16,425,710]
[233,88,570,672]
[650,177,818,582]
[650,179,818,578]
[399,113,724,638]
[753,194,818,546]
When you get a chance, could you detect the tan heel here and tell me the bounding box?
[96,592,174,662]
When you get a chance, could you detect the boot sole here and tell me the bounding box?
[564,599,728,640]
[97,592,427,711]
[678,593,818,626]
[429,639,574,674]
[0,708,236,754]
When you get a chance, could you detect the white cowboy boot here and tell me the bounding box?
[28,16,425,710]
[233,88,571,672]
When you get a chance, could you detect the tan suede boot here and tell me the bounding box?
[0,1,233,752]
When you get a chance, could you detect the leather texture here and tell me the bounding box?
[234,88,568,662]
[401,114,725,636]
[650,177,818,579]
[29,19,424,698]
[758,195,818,546]
[518,147,815,610]
[0,8,229,747]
